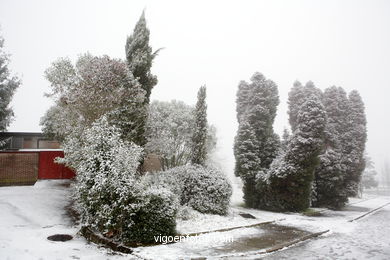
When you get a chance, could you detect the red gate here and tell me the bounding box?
[38,151,75,179]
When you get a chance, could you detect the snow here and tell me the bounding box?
[0,180,131,260]
[1,180,390,259]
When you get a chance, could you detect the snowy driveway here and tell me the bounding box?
[0,181,131,260]
[260,204,390,260]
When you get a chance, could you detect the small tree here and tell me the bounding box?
[146,100,216,170]
[361,154,378,189]
[0,34,20,131]
[41,54,145,144]
[191,86,208,165]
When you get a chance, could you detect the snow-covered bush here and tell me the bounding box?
[181,165,232,215]
[59,116,177,244]
[125,186,178,244]
[146,165,232,215]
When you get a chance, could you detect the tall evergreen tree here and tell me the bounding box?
[0,34,20,131]
[259,97,326,211]
[124,11,159,146]
[234,72,280,208]
[191,86,208,165]
[343,90,367,196]
[234,121,261,207]
[247,72,280,169]
[125,11,158,104]
[313,86,349,208]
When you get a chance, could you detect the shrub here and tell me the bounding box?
[124,186,178,244]
[59,116,178,244]
[147,164,232,215]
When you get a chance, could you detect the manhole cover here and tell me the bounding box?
[47,234,73,242]
[239,213,256,219]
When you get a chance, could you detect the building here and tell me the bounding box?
[0,132,74,186]
[0,132,60,150]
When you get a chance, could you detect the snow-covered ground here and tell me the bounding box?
[1,181,390,259]
[0,181,131,260]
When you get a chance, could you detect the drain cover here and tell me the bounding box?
[47,234,73,242]
[239,213,257,219]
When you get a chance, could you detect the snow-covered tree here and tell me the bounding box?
[233,121,261,207]
[191,86,208,165]
[234,72,280,208]
[59,116,178,244]
[247,73,280,169]
[41,54,145,144]
[0,34,20,131]
[126,11,158,105]
[361,154,378,189]
[343,90,367,196]
[258,97,326,212]
[312,86,350,208]
[145,100,216,170]
[125,12,159,146]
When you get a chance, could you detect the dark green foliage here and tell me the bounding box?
[125,11,158,104]
[124,188,178,244]
[124,12,158,146]
[0,35,20,131]
[313,150,348,209]
[233,122,261,208]
[258,98,326,212]
[312,86,350,208]
[191,86,208,165]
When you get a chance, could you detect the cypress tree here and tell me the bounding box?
[234,121,261,207]
[313,86,349,209]
[260,97,326,212]
[191,86,208,165]
[124,11,159,146]
[234,72,280,208]
[126,11,158,104]
[343,90,367,196]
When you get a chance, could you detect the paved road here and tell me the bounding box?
[260,204,390,260]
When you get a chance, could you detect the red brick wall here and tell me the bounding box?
[0,152,39,186]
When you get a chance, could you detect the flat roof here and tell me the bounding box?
[0,132,44,137]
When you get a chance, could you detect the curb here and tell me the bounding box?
[178,218,285,238]
[216,229,330,259]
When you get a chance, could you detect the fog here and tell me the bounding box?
[1,0,389,180]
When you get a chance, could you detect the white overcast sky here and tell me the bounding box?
[1,0,389,177]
